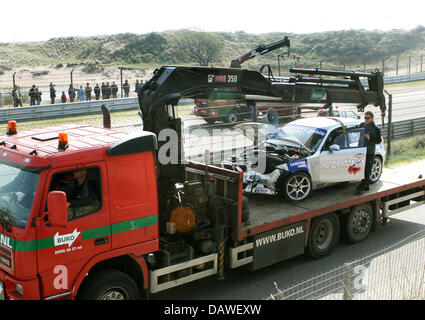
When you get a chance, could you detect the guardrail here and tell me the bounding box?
[0,98,139,124]
[0,97,196,124]
[360,72,425,86]
[378,116,425,140]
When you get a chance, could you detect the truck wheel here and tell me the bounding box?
[78,268,140,300]
[307,213,340,259]
[345,204,373,243]
[281,172,312,202]
[369,156,382,184]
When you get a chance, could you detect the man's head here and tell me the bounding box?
[73,170,87,185]
[364,111,374,124]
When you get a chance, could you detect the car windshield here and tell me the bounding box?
[267,124,327,152]
[0,163,40,229]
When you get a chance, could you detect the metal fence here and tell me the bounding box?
[1,55,425,108]
[267,229,425,300]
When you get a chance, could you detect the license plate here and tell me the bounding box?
[201,110,209,115]
[0,281,4,300]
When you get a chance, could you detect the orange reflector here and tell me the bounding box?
[58,133,69,150]
[7,121,17,135]
[170,206,196,233]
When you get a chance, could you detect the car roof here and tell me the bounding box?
[285,117,362,130]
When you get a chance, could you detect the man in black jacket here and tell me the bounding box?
[50,82,56,104]
[85,83,92,101]
[29,85,37,106]
[356,111,381,194]
[94,83,101,100]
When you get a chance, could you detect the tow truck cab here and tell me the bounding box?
[0,124,159,300]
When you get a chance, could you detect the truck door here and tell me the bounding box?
[36,163,111,299]
[317,128,366,183]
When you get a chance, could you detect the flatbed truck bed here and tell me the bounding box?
[246,168,424,232]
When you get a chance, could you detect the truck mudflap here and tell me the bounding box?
[149,253,217,294]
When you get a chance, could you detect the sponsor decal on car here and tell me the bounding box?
[348,164,361,175]
[287,159,308,173]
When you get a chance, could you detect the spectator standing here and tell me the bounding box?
[123,80,130,98]
[85,83,92,101]
[105,82,111,99]
[134,80,140,93]
[77,86,85,102]
[94,83,101,100]
[35,87,42,105]
[49,82,56,104]
[111,82,118,98]
[61,91,67,103]
[101,82,106,100]
[12,85,23,107]
[29,85,37,106]
[68,84,76,102]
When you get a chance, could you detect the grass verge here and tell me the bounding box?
[385,133,425,168]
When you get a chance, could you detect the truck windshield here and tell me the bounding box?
[0,163,40,229]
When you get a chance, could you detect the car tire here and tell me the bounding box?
[369,156,382,184]
[281,172,312,202]
[345,204,373,244]
[306,213,340,259]
[78,268,140,300]
[225,113,239,124]
[205,118,216,124]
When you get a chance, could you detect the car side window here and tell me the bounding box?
[323,128,345,151]
[49,167,102,221]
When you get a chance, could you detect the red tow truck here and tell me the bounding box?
[0,65,422,300]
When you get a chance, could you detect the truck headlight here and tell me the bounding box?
[16,284,23,296]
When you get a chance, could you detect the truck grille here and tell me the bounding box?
[0,245,12,271]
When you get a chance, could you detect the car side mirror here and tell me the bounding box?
[329,144,340,152]
[47,191,68,228]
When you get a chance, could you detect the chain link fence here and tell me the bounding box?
[267,229,425,300]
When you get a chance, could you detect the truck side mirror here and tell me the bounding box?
[48,191,68,228]
[329,144,340,152]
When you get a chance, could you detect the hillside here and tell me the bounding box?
[0,27,424,90]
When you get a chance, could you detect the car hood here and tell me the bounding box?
[233,122,311,152]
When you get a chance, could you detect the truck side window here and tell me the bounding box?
[49,167,102,221]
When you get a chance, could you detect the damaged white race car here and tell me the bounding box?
[221,117,386,201]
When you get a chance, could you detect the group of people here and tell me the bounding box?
[11,80,144,107]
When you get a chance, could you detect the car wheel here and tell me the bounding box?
[369,156,382,184]
[205,118,216,124]
[345,204,373,244]
[307,213,340,259]
[225,113,239,124]
[282,172,312,202]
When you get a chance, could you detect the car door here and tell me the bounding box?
[317,128,366,183]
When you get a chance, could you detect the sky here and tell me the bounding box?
[1,0,423,43]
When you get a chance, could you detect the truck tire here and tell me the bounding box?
[281,172,312,202]
[78,268,140,300]
[369,156,383,184]
[307,213,340,259]
[345,204,373,244]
